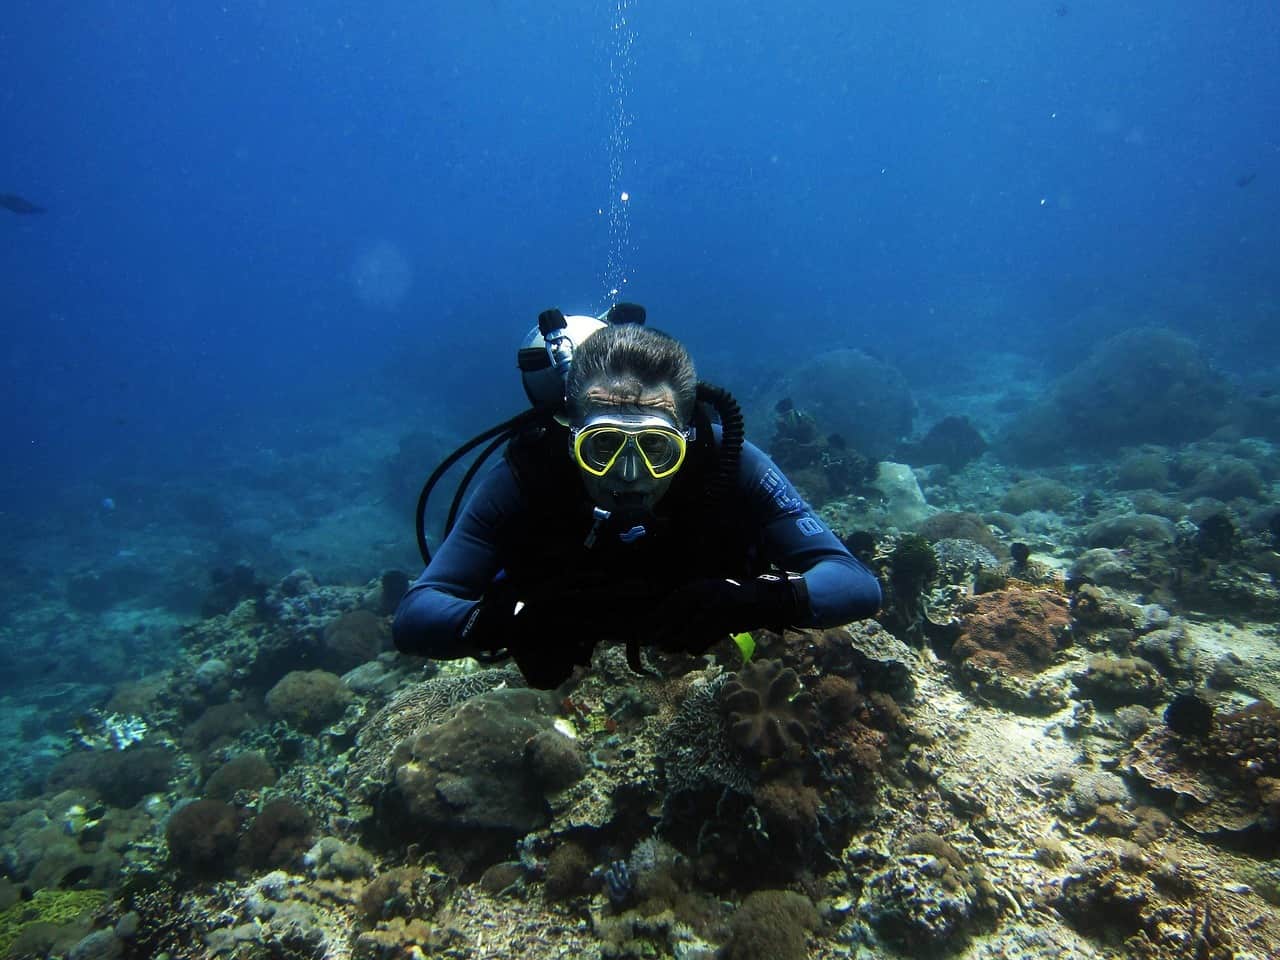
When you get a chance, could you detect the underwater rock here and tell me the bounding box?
[1176,451,1266,501]
[872,461,933,527]
[931,537,1002,584]
[200,563,267,619]
[1114,449,1171,490]
[953,589,1071,671]
[843,620,918,703]
[950,587,1073,713]
[523,728,586,793]
[45,746,176,810]
[302,836,375,880]
[768,401,875,506]
[237,798,313,871]
[203,751,277,801]
[378,570,411,615]
[1068,548,1137,589]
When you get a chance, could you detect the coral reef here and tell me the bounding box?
[203,751,277,801]
[896,414,988,472]
[1128,697,1280,834]
[1001,326,1237,463]
[768,399,874,506]
[764,348,915,458]
[1049,846,1278,958]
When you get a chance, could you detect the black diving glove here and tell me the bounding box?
[461,582,608,690]
[650,573,810,655]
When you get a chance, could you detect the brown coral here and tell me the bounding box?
[952,587,1071,676]
[322,609,388,671]
[718,660,818,763]
[1127,700,1280,834]
[264,669,352,732]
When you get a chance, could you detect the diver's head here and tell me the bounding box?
[565,324,697,513]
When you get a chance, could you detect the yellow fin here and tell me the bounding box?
[731,631,755,662]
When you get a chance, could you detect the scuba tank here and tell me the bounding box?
[414,302,744,566]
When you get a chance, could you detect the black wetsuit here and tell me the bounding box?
[393,420,881,663]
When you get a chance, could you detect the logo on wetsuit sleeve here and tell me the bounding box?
[795,516,824,536]
[760,469,805,513]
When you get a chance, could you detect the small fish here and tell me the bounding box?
[1235,172,1257,188]
[0,193,46,214]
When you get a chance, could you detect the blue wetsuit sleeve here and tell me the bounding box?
[392,459,523,660]
[735,441,882,625]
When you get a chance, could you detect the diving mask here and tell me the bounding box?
[571,413,692,479]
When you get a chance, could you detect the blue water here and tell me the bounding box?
[1,1,1278,787]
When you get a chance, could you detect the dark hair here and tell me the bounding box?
[566,324,697,423]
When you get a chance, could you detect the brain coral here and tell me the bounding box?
[717,659,818,763]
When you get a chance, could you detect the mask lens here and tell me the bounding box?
[579,429,628,474]
[637,431,680,473]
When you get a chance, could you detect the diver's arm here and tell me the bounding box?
[737,441,882,625]
[392,461,522,660]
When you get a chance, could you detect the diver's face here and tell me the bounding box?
[572,383,682,514]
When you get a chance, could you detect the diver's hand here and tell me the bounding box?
[506,598,612,690]
[459,582,523,655]
[650,574,809,655]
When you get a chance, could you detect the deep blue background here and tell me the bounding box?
[3,0,1278,513]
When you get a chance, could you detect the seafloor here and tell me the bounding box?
[1,330,1279,959]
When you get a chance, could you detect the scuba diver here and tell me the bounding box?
[393,303,881,688]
